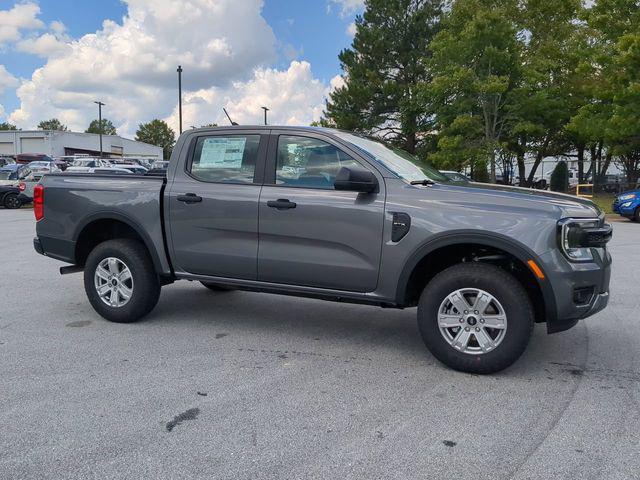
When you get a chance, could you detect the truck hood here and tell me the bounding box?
[435,181,601,219]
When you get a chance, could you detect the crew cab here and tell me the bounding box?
[33,126,612,373]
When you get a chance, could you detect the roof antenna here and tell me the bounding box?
[223,108,238,126]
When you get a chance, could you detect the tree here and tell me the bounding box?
[37,118,67,131]
[135,119,175,160]
[512,0,584,187]
[550,160,569,192]
[428,0,521,183]
[0,122,17,130]
[86,119,117,135]
[322,0,444,154]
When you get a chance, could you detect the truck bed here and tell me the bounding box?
[35,173,171,274]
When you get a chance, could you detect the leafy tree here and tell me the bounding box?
[322,0,444,154]
[512,0,584,187]
[550,160,568,192]
[86,119,117,135]
[0,122,17,130]
[37,118,67,131]
[428,0,521,183]
[135,119,175,160]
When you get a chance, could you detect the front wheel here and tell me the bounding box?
[633,207,640,222]
[417,263,534,374]
[3,193,21,209]
[84,239,161,323]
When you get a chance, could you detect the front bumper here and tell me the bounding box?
[539,246,612,334]
[612,199,639,216]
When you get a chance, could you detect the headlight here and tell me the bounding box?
[557,218,612,262]
[619,193,636,201]
[621,201,632,208]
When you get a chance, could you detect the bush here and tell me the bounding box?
[550,161,569,192]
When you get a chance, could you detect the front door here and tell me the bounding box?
[258,132,385,292]
[168,131,267,279]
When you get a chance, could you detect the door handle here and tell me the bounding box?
[267,199,297,210]
[177,193,202,204]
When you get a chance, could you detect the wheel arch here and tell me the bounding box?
[395,231,557,325]
[73,212,163,273]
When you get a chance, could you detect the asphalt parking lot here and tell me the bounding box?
[1,208,638,480]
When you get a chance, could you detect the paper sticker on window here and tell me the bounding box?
[199,137,246,169]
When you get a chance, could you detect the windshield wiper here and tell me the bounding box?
[410,179,435,186]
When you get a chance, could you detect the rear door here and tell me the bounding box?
[257,131,385,292]
[167,130,268,279]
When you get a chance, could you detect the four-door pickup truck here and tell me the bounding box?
[33,126,612,373]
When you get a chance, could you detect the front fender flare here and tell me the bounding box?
[394,230,557,325]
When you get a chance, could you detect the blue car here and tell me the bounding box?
[612,189,640,221]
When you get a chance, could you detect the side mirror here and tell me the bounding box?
[334,167,378,193]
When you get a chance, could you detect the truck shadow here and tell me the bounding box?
[141,282,586,378]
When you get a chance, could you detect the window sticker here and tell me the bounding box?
[199,137,247,169]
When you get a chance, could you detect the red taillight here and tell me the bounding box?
[34,184,44,221]
[19,182,26,191]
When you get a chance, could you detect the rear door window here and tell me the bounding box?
[189,135,260,184]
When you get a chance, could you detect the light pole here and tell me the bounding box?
[261,106,269,125]
[177,65,183,134]
[94,101,105,158]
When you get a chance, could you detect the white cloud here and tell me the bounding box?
[0,2,44,46]
[328,0,365,18]
[9,0,291,136]
[346,21,357,37]
[0,65,18,93]
[17,32,71,58]
[164,61,328,129]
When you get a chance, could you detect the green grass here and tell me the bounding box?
[591,194,616,214]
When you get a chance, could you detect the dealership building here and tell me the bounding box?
[0,130,163,160]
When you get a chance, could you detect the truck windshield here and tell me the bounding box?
[334,132,450,183]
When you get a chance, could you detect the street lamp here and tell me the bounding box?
[94,101,105,158]
[261,106,269,125]
[177,65,183,134]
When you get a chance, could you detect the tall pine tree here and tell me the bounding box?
[322,0,443,154]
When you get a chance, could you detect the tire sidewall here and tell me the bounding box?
[418,264,533,374]
[83,240,159,323]
[4,193,21,209]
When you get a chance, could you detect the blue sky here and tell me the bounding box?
[0,0,363,134]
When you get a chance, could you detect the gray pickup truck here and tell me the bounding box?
[33,126,612,373]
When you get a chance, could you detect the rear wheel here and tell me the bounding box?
[200,281,234,292]
[84,239,160,323]
[3,193,21,209]
[417,263,534,374]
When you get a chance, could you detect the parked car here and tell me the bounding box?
[92,167,135,175]
[65,158,112,173]
[33,126,612,374]
[0,156,15,167]
[0,184,32,209]
[152,160,169,169]
[16,153,54,165]
[28,160,61,178]
[0,164,33,184]
[441,170,471,182]
[612,189,640,221]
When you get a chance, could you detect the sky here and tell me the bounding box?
[0,0,364,138]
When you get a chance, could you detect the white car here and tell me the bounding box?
[65,158,112,173]
[28,161,61,179]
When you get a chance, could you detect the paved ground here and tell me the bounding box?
[1,208,638,480]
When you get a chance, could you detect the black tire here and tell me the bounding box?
[84,239,161,323]
[3,193,21,209]
[200,281,234,292]
[634,207,640,222]
[417,263,534,374]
